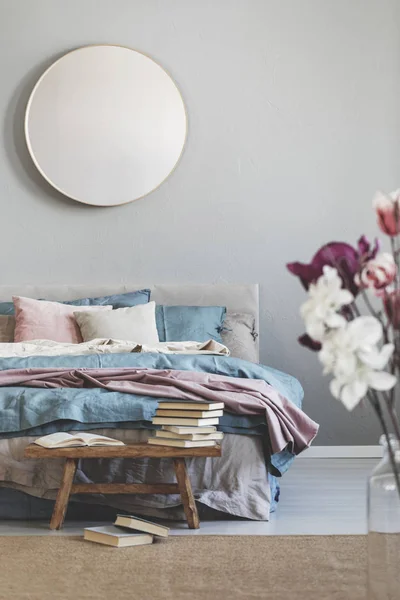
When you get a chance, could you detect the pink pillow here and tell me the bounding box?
[13,296,112,343]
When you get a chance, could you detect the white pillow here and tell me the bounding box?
[74,301,159,344]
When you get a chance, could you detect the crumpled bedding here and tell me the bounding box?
[0,428,271,521]
[0,338,230,357]
[0,366,317,458]
[0,356,308,480]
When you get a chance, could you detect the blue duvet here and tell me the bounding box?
[0,352,303,475]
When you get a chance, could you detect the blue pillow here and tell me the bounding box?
[156,305,226,343]
[0,302,14,315]
[0,289,151,315]
[63,289,151,309]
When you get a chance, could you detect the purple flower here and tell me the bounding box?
[287,238,379,352]
[357,235,380,264]
[287,236,382,350]
[298,334,322,351]
[287,241,360,295]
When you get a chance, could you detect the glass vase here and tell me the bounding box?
[368,434,400,600]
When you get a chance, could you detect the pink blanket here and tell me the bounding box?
[0,367,319,456]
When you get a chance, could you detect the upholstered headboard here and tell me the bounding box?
[0,284,259,360]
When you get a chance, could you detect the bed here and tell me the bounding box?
[0,283,314,522]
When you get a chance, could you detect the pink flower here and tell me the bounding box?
[384,290,400,330]
[355,252,397,293]
[373,189,400,236]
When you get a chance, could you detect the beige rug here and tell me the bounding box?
[0,535,366,600]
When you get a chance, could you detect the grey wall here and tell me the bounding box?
[1,0,400,444]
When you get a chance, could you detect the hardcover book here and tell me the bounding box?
[115,515,169,538]
[155,430,224,441]
[162,425,217,435]
[157,401,224,411]
[148,437,217,448]
[84,526,153,547]
[152,417,219,427]
[155,409,223,418]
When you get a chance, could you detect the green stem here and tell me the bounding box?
[350,301,361,318]
[361,288,379,319]
[361,288,391,345]
[391,235,400,292]
[386,397,400,442]
[387,238,399,412]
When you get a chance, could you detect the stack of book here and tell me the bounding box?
[84,514,169,548]
[148,401,224,448]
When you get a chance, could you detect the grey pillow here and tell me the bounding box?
[221,312,258,363]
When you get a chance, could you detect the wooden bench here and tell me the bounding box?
[24,443,221,531]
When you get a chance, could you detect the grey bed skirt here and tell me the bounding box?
[0,488,117,521]
[0,488,246,521]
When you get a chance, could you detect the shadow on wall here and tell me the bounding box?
[2,50,97,212]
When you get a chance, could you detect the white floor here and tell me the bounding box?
[0,458,374,537]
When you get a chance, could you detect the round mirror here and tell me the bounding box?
[25,45,187,206]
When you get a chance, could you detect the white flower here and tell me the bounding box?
[319,316,396,410]
[300,266,353,341]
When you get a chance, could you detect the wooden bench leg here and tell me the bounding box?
[173,458,199,529]
[50,458,78,530]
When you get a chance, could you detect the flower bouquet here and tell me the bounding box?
[287,189,400,493]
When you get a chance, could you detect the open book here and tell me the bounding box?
[33,432,125,449]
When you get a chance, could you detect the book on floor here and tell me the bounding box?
[152,417,219,427]
[155,409,223,419]
[157,401,224,411]
[84,526,153,547]
[33,432,125,449]
[155,430,224,442]
[162,425,217,435]
[115,515,170,538]
[148,437,217,448]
